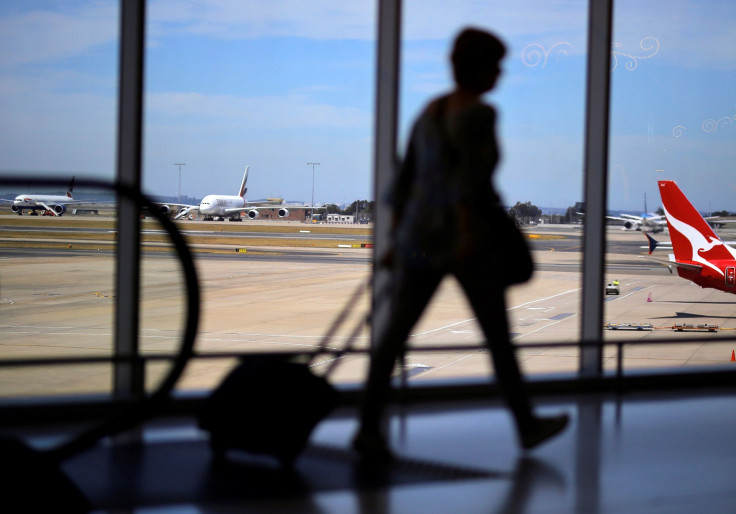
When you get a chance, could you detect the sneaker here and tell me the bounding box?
[520,414,569,450]
[351,429,394,462]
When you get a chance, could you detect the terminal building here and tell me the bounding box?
[3,1,736,512]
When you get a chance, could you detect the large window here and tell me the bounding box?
[143,2,377,390]
[2,0,736,407]
[397,1,588,381]
[0,2,120,398]
[604,0,736,371]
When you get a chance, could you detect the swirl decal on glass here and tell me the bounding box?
[672,107,736,137]
[702,110,736,133]
[611,36,660,71]
[521,42,574,68]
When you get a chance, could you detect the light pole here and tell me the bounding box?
[307,162,320,221]
[174,163,186,203]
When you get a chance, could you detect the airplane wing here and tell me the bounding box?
[168,204,199,219]
[705,216,736,222]
[144,202,199,220]
[667,257,702,273]
[221,207,249,215]
[705,216,736,228]
[223,204,287,215]
[607,215,638,222]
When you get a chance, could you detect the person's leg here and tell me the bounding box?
[456,266,568,449]
[456,268,536,430]
[355,265,443,454]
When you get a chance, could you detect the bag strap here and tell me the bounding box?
[435,96,460,170]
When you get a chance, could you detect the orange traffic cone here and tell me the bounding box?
[731,350,735,362]
[647,292,653,303]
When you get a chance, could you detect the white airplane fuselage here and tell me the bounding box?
[198,195,246,217]
[12,193,73,215]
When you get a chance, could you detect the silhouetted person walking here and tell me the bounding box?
[353,27,568,460]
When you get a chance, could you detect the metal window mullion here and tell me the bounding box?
[580,0,613,377]
[371,0,401,349]
[114,0,145,400]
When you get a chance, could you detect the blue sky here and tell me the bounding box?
[1,0,735,212]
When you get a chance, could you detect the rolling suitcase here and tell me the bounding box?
[198,279,369,466]
[198,355,340,466]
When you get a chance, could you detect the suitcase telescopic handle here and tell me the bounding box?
[308,277,373,375]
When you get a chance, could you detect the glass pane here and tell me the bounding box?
[605,0,736,372]
[0,180,118,398]
[143,2,377,390]
[139,216,190,394]
[399,2,588,381]
[0,2,119,399]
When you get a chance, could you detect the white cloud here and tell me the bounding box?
[146,91,370,130]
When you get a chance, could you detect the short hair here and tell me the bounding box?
[451,27,506,93]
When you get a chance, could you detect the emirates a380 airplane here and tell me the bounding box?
[171,166,288,221]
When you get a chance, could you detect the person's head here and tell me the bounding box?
[451,27,506,95]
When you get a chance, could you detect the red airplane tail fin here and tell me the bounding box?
[658,180,732,264]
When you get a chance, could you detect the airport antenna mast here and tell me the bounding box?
[174,163,186,203]
[307,162,320,221]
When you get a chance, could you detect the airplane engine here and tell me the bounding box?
[247,209,259,219]
[623,221,634,230]
[10,204,21,214]
[159,204,172,215]
[278,207,289,218]
[52,204,66,215]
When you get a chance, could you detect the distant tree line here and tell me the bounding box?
[506,201,587,225]
[508,201,542,225]
[564,205,580,223]
[321,200,374,220]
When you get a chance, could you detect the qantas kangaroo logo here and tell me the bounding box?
[662,204,727,276]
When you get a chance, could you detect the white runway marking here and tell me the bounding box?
[412,354,475,378]
[512,314,579,340]
[409,287,582,337]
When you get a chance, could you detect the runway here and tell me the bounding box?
[2,222,735,399]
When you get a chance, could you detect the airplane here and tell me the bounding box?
[1,176,84,216]
[647,180,736,295]
[606,193,667,232]
[608,209,666,232]
[607,212,667,232]
[171,166,289,221]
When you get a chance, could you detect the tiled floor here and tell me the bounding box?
[47,385,736,513]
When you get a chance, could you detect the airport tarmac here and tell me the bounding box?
[2,222,736,398]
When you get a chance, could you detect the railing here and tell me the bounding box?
[3,334,736,426]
